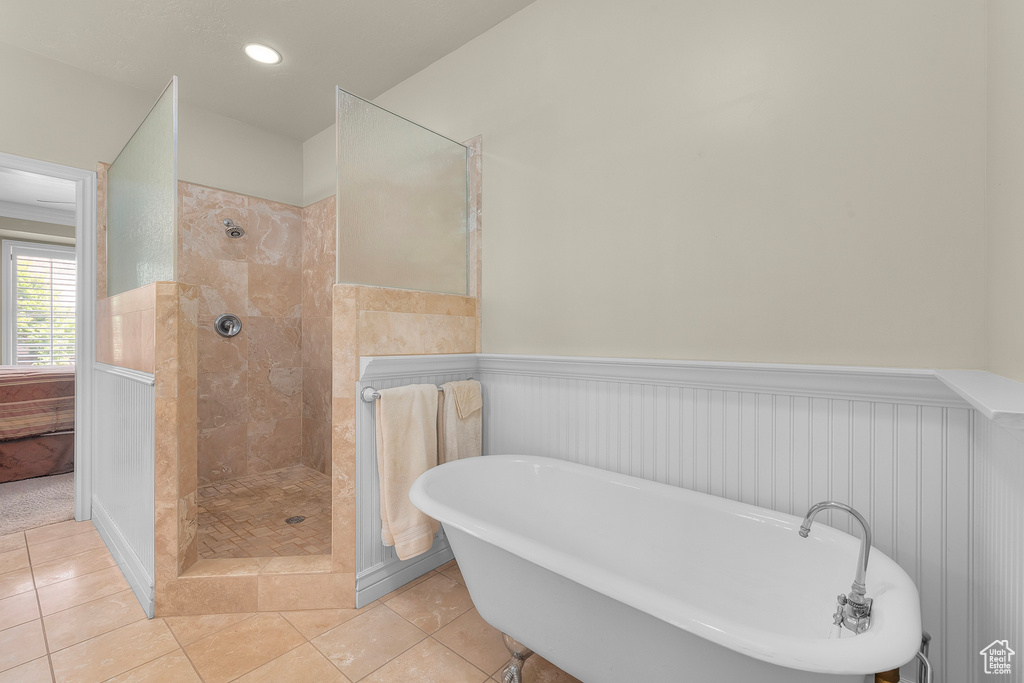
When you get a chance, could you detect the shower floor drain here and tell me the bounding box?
[285,516,306,524]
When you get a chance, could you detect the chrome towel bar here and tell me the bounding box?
[360,378,474,404]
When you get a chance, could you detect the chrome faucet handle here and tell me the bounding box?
[832,595,847,626]
[844,595,873,634]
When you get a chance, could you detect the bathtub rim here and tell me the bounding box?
[410,454,923,676]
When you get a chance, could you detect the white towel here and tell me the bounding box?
[375,384,440,560]
[437,380,482,464]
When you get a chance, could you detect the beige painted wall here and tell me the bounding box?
[0,42,304,206]
[374,0,989,369]
[0,218,76,363]
[987,0,1024,383]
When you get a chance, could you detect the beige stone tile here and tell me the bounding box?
[43,588,146,652]
[439,563,466,585]
[362,637,489,683]
[248,263,301,318]
[49,617,178,683]
[24,520,94,546]
[0,656,51,683]
[248,363,302,422]
[179,182,248,263]
[257,572,353,611]
[377,570,437,603]
[247,316,301,368]
[301,417,331,475]
[301,314,331,370]
[0,567,35,600]
[384,572,475,634]
[186,257,248,319]
[357,310,422,355]
[26,528,105,565]
[164,612,254,646]
[357,286,425,314]
[247,417,302,473]
[197,319,247,374]
[0,533,25,554]
[246,197,302,269]
[259,555,331,574]
[198,423,249,483]
[30,547,117,588]
[235,642,350,683]
[434,608,509,676]
[302,367,331,422]
[198,370,249,430]
[423,293,477,317]
[183,613,305,683]
[0,590,39,631]
[311,605,426,681]
[36,564,129,616]
[279,606,367,640]
[0,547,29,575]
[180,558,265,577]
[521,655,584,683]
[0,619,47,673]
[105,649,201,683]
[155,575,258,616]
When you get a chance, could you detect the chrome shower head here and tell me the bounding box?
[223,219,245,238]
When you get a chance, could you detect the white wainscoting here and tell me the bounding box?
[354,354,478,607]
[478,355,972,683]
[92,363,156,617]
[972,415,1024,683]
[353,353,1015,682]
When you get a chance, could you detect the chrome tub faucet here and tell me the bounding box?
[799,501,873,634]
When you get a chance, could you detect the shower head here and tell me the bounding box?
[223,219,245,238]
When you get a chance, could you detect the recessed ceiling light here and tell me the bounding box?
[244,43,281,65]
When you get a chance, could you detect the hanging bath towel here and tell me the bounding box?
[437,380,482,464]
[375,384,440,560]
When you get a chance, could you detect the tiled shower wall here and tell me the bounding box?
[178,182,304,483]
[300,195,335,475]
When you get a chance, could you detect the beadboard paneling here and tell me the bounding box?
[480,361,972,683]
[972,415,1024,683]
[354,355,476,606]
[92,363,156,616]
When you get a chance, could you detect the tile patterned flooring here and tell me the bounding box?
[0,519,581,682]
[197,465,332,559]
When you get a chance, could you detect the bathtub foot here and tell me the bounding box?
[501,633,533,683]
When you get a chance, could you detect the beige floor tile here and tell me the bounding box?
[25,520,94,546]
[0,532,25,554]
[0,567,35,600]
[27,530,105,565]
[43,588,147,652]
[521,655,583,683]
[104,649,202,683]
[434,608,509,675]
[377,570,436,602]
[36,565,130,616]
[0,590,40,630]
[0,547,29,575]
[0,620,48,673]
[31,547,118,588]
[439,563,466,585]
[361,638,489,683]
[384,573,474,634]
[49,618,179,683]
[0,656,52,683]
[164,612,254,646]
[183,613,305,683]
[234,642,350,683]
[311,605,426,681]
[280,607,366,639]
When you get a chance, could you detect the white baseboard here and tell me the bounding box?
[91,497,154,617]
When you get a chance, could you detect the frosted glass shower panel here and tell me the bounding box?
[107,77,177,296]
[337,89,467,294]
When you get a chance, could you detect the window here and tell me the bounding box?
[2,240,76,366]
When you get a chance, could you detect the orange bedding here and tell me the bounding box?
[0,366,75,441]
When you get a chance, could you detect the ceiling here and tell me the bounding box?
[0,167,76,227]
[0,0,536,141]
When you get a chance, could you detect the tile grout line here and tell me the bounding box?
[23,532,58,683]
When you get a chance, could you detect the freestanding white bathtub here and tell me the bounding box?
[410,455,922,683]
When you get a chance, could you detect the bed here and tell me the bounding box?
[0,366,75,483]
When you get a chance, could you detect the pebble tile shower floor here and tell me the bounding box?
[0,519,581,682]
[197,465,332,560]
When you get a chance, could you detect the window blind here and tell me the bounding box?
[6,244,76,365]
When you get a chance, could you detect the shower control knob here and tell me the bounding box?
[215,314,242,338]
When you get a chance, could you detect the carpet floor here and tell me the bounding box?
[0,472,74,536]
